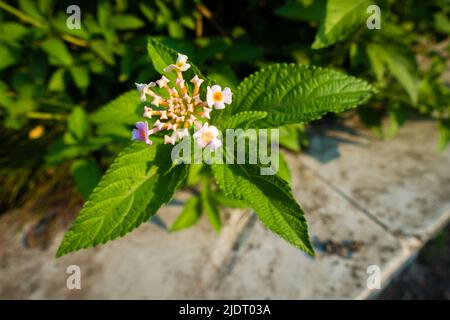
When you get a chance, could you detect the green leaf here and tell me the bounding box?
[41,38,73,66]
[386,104,409,139]
[201,178,221,233]
[56,142,187,257]
[170,196,202,232]
[366,43,419,105]
[213,192,247,208]
[359,105,383,138]
[69,65,90,93]
[434,12,450,35]
[212,163,314,255]
[223,111,268,129]
[0,22,28,43]
[45,137,109,164]
[68,106,89,142]
[147,38,202,82]
[180,16,195,29]
[111,15,145,30]
[91,90,141,138]
[312,0,370,49]
[91,40,115,65]
[186,163,203,186]
[48,68,66,91]
[277,152,292,186]
[19,0,44,21]
[224,63,374,128]
[71,158,101,200]
[275,0,325,22]
[0,44,19,70]
[168,20,184,39]
[97,2,111,28]
[279,123,307,152]
[207,65,239,90]
[438,118,450,152]
[139,3,155,22]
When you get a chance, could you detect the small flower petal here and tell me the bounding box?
[164,135,176,145]
[135,83,146,93]
[176,78,185,88]
[180,63,191,71]
[143,106,153,118]
[156,76,170,88]
[206,86,214,107]
[222,87,233,104]
[163,65,175,73]
[176,53,188,65]
[208,138,222,151]
[131,121,151,145]
[153,120,164,130]
[195,137,209,148]
[201,107,212,119]
[213,101,225,110]
[160,111,168,119]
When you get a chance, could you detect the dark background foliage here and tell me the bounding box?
[1,0,449,210]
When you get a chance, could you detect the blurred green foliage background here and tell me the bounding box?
[0,0,449,211]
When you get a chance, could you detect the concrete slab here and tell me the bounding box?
[203,161,410,299]
[299,120,450,238]
[0,192,250,299]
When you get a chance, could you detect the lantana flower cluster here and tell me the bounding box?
[131,53,232,151]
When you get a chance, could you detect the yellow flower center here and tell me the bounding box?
[140,128,147,140]
[29,125,44,139]
[201,131,214,143]
[213,91,223,102]
[176,61,185,67]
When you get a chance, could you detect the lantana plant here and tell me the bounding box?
[56,39,375,257]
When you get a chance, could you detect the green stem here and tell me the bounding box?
[0,1,88,47]
[26,111,66,121]
[0,1,45,27]
[37,98,74,109]
[331,25,366,68]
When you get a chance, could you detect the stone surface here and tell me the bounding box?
[0,192,249,299]
[299,120,450,238]
[203,163,409,299]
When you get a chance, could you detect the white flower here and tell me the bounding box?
[193,123,222,151]
[151,97,162,106]
[176,78,185,89]
[164,134,176,145]
[206,85,232,109]
[153,120,164,130]
[143,106,153,118]
[132,53,231,149]
[201,107,212,119]
[176,128,189,139]
[135,82,156,101]
[190,75,204,95]
[159,110,168,119]
[163,53,191,72]
[135,83,147,101]
[135,82,146,92]
[190,75,204,87]
[167,123,178,131]
[193,95,202,104]
[188,114,197,125]
[156,76,170,88]
[175,53,190,71]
